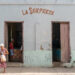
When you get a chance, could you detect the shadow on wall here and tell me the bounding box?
[40,43,51,50]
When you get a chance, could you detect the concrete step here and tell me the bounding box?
[7,62,23,67]
[53,62,63,67]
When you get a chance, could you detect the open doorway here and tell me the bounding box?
[52,22,70,63]
[52,23,61,62]
[5,22,23,62]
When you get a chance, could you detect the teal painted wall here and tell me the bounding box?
[62,50,75,67]
[23,50,52,67]
[70,50,75,66]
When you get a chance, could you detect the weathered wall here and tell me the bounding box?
[0,4,75,67]
[24,50,52,67]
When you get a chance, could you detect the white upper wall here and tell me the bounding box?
[0,0,75,4]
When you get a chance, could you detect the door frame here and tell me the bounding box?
[4,21,24,63]
[51,21,71,63]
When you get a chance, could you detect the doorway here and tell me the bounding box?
[5,22,23,62]
[52,23,61,62]
[52,22,70,63]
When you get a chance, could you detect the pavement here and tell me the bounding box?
[0,67,75,75]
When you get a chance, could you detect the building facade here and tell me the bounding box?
[0,0,75,67]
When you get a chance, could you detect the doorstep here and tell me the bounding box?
[7,62,24,67]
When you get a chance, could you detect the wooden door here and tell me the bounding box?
[5,23,9,61]
[60,23,70,62]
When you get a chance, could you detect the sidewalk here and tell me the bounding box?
[0,67,75,75]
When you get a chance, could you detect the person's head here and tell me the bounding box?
[11,39,14,43]
[0,43,4,50]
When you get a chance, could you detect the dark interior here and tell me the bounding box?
[52,23,61,62]
[7,23,23,62]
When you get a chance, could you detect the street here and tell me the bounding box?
[0,67,75,75]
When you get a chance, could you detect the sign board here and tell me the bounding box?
[22,7,54,16]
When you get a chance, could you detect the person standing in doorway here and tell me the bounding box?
[9,39,14,61]
[0,44,9,73]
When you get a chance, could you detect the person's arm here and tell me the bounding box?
[0,52,1,55]
[4,49,9,55]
